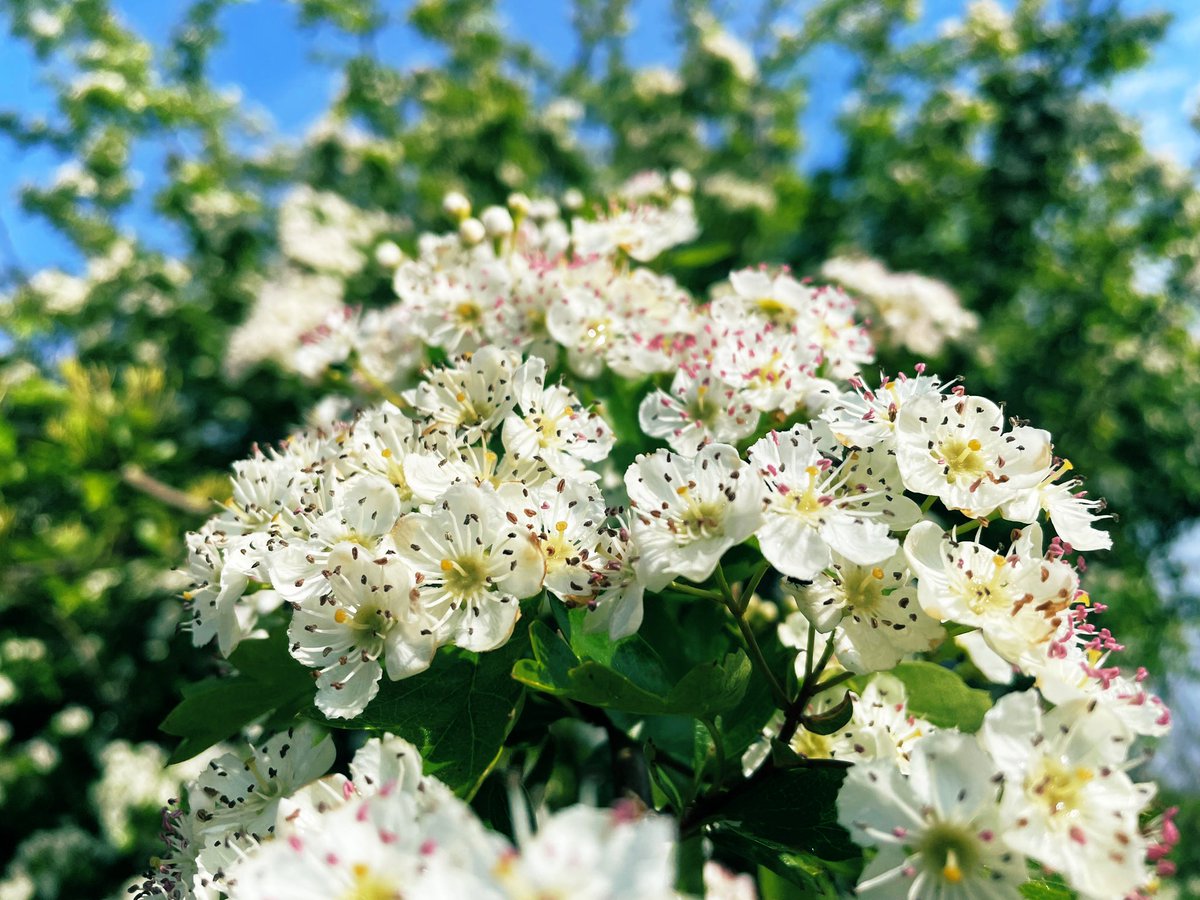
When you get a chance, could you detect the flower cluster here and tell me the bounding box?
[137,728,683,900]
[185,348,641,718]
[175,180,1175,898]
[821,255,978,356]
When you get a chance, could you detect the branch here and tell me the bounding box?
[121,464,212,516]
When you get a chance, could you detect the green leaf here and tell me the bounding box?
[705,767,856,861]
[664,241,734,268]
[665,652,751,717]
[708,828,857,898]
[316,621,532,799]
[802,691,854,735]
[1019,877,1075,899]
[160,630,312,764]
[888,661,992,732]
[513,621,750,717]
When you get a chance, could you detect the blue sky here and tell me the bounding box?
[0,0,1197,275]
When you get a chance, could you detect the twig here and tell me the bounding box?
[121,464,211,516]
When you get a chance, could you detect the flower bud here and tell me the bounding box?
[669,169,695,194]
[507,192,531,216]
[480,206,514,238]
[442,191,471,221]
[458,217,486,245]
[562,188,584,211]
[373,240,403,268]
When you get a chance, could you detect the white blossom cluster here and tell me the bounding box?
[837,693,1160,899]
[186,179,1175,897]
[185,348,637,719]
[821,255,978,356]
[136,727,692,899]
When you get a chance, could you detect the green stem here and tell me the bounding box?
[716,566,789,710]
[803,620,816,686]
[811,669,855,696]
[700,716,727,787]
[352,359,409,409]
[921,495,937,514]
[777,630,839,747]
[739,560,771,614]
[956,518,985,537]
[667,581,722,601]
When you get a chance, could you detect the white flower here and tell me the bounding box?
[497,803,678,899]
[696,16,758,82]
[1001,460,1112,552]
[703,861,757,900]
[410,346,520,442]
[980,692,1153,899]
[191,723,336,876]
[637,365,758,455]
[402,437,554,501]
[345,403,424,512]
[228,776,505,900]
[482,256,560,356]
[278,185,392,277]
[183,531,259,657]
[287,541,434,719]
[394,251,508,353]
[711,321,814,414]
[748,425,911,581]
[502,356,614,476]
[509,477,609,610]
[904,522,1077,666]
[267,471,405,610]
[394,483,544,652]
[790,549,944,675]
[818,371,948,451]
[894,392,1052,517]
[570,196,698,262]
[838,730,1026,899]
[714,268,816,331]
[582,514,646,640]
[821,256,977,357]
[225,268,344,380]
[1027,608,1171,737]
[625,444,763,591]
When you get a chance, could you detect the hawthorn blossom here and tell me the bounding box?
[624,444,763,591]
[570,195,698,262]
[838,730,1026,899]
[393,483,544,652]
[894,391,1052,517]
[1002,460,1113,552]
[502,355,614,476]
[980,692,1154,899]
[818,370,948,450]
[190,724,336,877]
[904,522,1077,666]
[748,425,909,582]
[637,365,758,455]
[791,549,944,674]
[409,346,521,442]
[287,541,434,719]
[182,531,260,656]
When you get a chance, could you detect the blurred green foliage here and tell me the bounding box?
[1,0,1198,895]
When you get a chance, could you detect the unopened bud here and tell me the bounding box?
[669,169,695,194]
[373,240,403,268]
[442,191,471,221]
[480,205,514,237]
[507,192,531,216]
[562,188,584,211]
[458,217,486,245]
